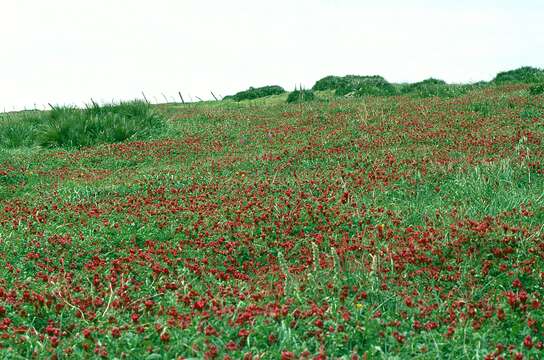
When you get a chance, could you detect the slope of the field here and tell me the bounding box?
[0,85,543,358]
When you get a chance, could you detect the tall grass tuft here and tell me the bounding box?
[0,101,166,149]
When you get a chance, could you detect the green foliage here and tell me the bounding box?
[400,78,473,98]
[520,106,543,120]
[352,79,397,97]
[468,102,493,116]
[286,88,316,103]
[401,78,446,93]
[0,115,41,148]
[334,75,396,97]
[492,66,544,84]
[312,75,397,97]
[224,85,285,101]
[1,83,544,358]
[0,101,166,149]
[529,83,544,95]
[311,75,344,91]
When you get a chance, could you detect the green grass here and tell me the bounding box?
[0,83,543,359]
[0,101,166,149]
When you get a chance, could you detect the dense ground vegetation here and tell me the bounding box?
[223,86,286,102]
[0,76,543,358]
[0,101,166,149]
[286,89,316,103]
[492,67,544,84]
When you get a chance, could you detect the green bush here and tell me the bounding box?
[529,83,544,95]
[312,75,396,97]
[287,89,316,103]
[0,101,166,149]
[224,85,285,101]
[401,78,446,93]
[336,76,396,97]
[492,66,544,84]
[400,78,473,98]
[312,76,344,91]
[353,79,397,97]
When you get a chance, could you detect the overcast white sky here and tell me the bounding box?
[1,0,543,111]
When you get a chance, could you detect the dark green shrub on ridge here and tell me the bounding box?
[224,85,285,101]
[334,75,396,97]
[287,89,315,103]
[312,76,344,91]
[311,75,396,97]
[492,66,544,84]
[400,78,472,98]
[351,78,397,97]
[401,78,447,93]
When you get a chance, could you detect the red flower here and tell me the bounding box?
[131,313,140,323]
[225,341,237,350]
[193,299,206,311]
[82,328,92,339]
[392,331,405,344]
[524,335,533,349]
[281,351,295,360]
[144,299,155,310]
[204,325,217,336]
[50,336,59,348]
[111,327,121,338]
[497,308,505,321]
[160,331,170,342]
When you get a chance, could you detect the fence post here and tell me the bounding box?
[161,93,169,104]
[141,91,150,104]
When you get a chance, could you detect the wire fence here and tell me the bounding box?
[1,90,224,115]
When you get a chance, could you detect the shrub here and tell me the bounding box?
[312,76,344,91]
[335,76,396,97]
[401,78,446,93]
[529,83,544,95]
[312,75,396,97]
[225,85,286,101]
[353,80,397,97]
[492,66,544,84]
[0,101,166,149]
[400,78,472,98]
[287,89,316,103]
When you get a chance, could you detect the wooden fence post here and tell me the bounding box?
[141,91,150,104]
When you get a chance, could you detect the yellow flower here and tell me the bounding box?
[356,303,363,309]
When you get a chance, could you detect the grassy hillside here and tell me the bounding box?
[0,83,543,358]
